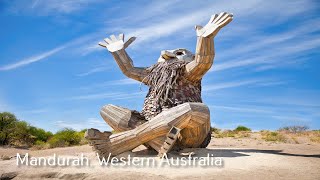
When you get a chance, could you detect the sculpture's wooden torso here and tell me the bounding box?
[141,61,202,120]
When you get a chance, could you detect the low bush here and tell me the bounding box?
[234,126,251,132]
[261,131,286,142]
[215,130,236,138]
[32,140,49,150]
[213,126,251,138]
[48,128,82,148]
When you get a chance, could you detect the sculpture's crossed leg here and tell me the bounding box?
[100,104,166,152]
[85,102,211,157]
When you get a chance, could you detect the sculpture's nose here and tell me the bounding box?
[161,50,176,60]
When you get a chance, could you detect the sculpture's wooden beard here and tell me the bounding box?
[141,60,202,120]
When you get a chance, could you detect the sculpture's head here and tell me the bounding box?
[157,48,194,63]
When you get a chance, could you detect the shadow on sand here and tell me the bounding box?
[134,148,320,158]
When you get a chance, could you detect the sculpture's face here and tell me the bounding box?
[157,48,194,63]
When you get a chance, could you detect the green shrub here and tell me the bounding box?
[12,121,34,146]
[234,126,251,132]
[48,128,82,148]
[35,140,46,146]
[1,112,89,148]
[32,140,49,150]
[29,126,53,142]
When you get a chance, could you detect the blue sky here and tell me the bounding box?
[0,0,319,132]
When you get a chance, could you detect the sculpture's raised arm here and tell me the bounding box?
[99,34,148,82]
[185,12,233,82]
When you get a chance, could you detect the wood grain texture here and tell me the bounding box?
[185,36,215,82]
[100,104,165,152]
[88,102,210,157]
[158,126,181,157]
[90,12,234,157]
[111,49,148,82]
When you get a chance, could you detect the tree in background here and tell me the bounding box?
[0,112,53,146]
[0,112,18,145]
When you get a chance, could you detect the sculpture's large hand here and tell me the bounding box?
[195,12,233,38]
[99,34,136,52]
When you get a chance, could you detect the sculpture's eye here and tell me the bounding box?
[176,51,184,55]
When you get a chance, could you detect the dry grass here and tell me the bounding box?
[261,130,287,142]
[213,130,251,139]
[212,127,320,144]
[306,130,320,143]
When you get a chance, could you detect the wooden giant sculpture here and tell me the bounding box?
[85,12,233,157]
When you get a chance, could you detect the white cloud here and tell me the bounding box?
[76,66,109,77]
[19,108,48,114]
[271,115,311,124]
[9,0,104,15]
[0,45,65,71]
[53,117,111,131]
[0,32,97,71]
[211,105,271,114]
[78,78,141,92]
[203,79,260,91]
[104,79,140,85]
[212,36,320,72]
[68,91,145,100]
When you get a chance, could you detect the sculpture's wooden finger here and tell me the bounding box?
[218,16,233,28]
[216,13,231,24]
[104,38,112,44]
[212,12,227,24]
[119,33,124,41]
[110,34,117,41]
[209,14,218,23]
[99,42,108,48]
[124,37,136,49]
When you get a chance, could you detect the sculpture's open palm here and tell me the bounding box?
[196,12,233,38]
[99,34,136,52]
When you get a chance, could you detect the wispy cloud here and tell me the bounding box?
[212,18,320,72]
[211,105,271,114]
[271,115,311,124]
[0,45,65,71]
[0,32,98,71]
[8,0,104,15]
[68,91,145,100]
[19,108,48,114]
[53,117,111,131]
[76,66,109,77]
[203,79,261,91]
[104,79,139,85]
[79,78,141,91]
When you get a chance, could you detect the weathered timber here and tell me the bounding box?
[87,12,233,157]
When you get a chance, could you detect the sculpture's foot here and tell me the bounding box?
[85,128,113,157]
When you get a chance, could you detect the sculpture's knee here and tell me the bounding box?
[100,104,132,131]
[177,103,211,148]
[181,102,210,122]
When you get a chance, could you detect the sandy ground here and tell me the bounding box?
[0,137,319,180]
